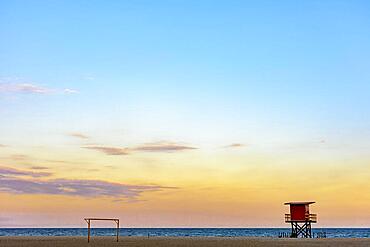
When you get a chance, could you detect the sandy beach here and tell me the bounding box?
[1,236,370,247]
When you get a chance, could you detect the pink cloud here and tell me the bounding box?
[82,146,130,155]
[0,167,176,202]
[83,141,197,156]
[133,141,197,152]
[69,132,89,139]
[223,143,245,148]
[0,78,78,95]
[0,166,52,178]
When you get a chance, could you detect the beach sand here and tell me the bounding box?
[1,236,370,247]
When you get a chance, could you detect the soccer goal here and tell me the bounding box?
[84,218,120,243]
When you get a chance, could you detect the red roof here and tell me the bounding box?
[284,201,315,205]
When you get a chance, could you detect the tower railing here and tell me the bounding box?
[285,214,317,223]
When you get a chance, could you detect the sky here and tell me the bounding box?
[1,0,370,227]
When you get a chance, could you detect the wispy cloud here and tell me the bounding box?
[0,166,52,178]
[0,144,7,148]
[10,154,30,161]
[0,78,78,95]
[63,88,78,94]
[0,167,176,201]
[44,159,69,164]
[133,141,197,152]
[83,141,197,156]
[30,166,49,170]
[82,146,130,155]
[0,83,51,94]
[223,143,245,148]
[69,132,89,139]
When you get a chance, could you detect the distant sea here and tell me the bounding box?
[1,228,370,238]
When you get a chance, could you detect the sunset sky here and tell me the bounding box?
[1,0,370,228]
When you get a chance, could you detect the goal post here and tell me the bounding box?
[84,218,120,243]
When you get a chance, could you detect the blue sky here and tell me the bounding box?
[2,0,370,148]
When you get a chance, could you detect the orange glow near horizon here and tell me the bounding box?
[1,145,370,227]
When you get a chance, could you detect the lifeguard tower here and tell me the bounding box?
[284,202,317,238]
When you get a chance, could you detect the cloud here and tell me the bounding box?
[9,154,29,161]
[0,144,7,148]
[69,132,89,139]
[223,143,245,148]
[0,78,78,95]
[0,166,52,178]
[133,141,197,152]
[82,146,130,155]
[0,167,176,201]
[83,141,197,156]
[0,83,51,94]
[30,166,49,170]
[44,159,69,164]
[63,88,78,94]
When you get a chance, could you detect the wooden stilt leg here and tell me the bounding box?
[87,220,91,243]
